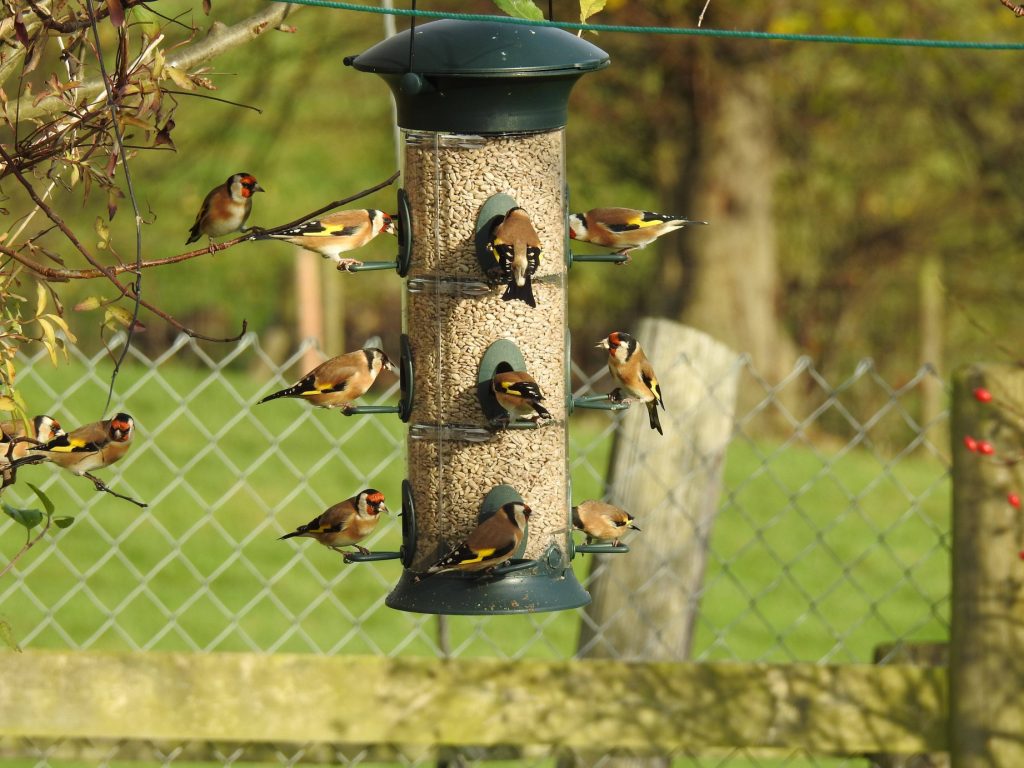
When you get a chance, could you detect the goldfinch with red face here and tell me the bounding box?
[568,207,707,260]
[489,207,541,308]
[187,173,264,244]
[257,347,396,412]
[572,500,641,547]
[597,331,665,435]
[15,412,135,474]
[253,209,395,271]
[279,489,389,555]
[0,415,64,466]
[491,364,551,425]
[422,501,531,576]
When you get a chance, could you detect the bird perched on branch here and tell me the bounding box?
[279,489,389,556]
[420,502,531,577]
[568,207,707,260]
[14,413,135,475]
[572,500,641,547]
[187,173,264,244]
[257,347,396,412]
[597,331,665,435]
[252,209,395,271]
[491,363,551,425]
[488,207,541,307]
[0,415,64,467]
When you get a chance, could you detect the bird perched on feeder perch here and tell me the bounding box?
[568,207,706,261]
[572,500,640,547]
[488,207,541,308]
[491,362,551,426]
[0,415,64,468]
[419,501,531,577]
[252,209,395,271]
[257,347,396,412]
[598,331,665,435]
[279,488,389,557]
[186,173,264,244]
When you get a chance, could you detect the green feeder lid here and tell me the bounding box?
[345,19,610,133]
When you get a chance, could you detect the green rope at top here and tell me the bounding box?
[276,0,1024,50]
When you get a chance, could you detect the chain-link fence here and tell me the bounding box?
[0,333,951,767]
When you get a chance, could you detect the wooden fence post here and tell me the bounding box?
[950,364,1024,768]
[564,319,739,766]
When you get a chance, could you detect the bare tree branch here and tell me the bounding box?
[9,3,299,122]
[1001,0,1024,15]
[0,170,402,280]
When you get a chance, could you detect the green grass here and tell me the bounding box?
[0,356,950,768]
[0,353,950,665]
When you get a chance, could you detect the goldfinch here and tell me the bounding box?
[279,488,389,555]
[0,415,64,465]
[572,500,641,547]
[253,209,395,271]
[16,413,135,474]
[488,207,541,308]
[257,347,396,412]
[568,207,707,260]
[491,363,551,424]
[597,331,665,435]
[186,173,264,244]
[422,501,531,576]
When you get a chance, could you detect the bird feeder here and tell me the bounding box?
[347,19,609,614]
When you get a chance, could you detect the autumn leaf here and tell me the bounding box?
[164,66,196,91]
[107,0,125,28]
[493,0,544,21]
[0,396,17,412]
[13,12,30,48]
[579,0,607,24]
[203,0,212,14]
[74,296,107,312]
[95,217,111,249]
[155,120,176,150]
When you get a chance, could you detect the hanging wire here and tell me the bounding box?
[274,0,1024,50]
[83,0,145,416]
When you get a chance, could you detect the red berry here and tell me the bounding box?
[978,441,995,456]
[964,436,979,452]
[1010,494,1021,509]
[973,387,993,403]
[1019,550,1024,561]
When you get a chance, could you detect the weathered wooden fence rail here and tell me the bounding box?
[0,651,947,759]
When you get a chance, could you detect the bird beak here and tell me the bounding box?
[629,523,642,531]
[380,503,391,516]
[595,339,609,349]
[255,183,266,193]
[384,357,399,374]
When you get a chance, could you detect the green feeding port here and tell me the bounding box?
[345,19,610,133]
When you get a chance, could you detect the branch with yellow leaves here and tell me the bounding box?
[6,3,300,125]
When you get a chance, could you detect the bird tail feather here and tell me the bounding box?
[647,400,664,435]
[258,380,310,405]
[502,277,536,308]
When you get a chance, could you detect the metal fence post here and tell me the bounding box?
[950,364,1024,768]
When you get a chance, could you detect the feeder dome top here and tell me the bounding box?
[347,19,609,77]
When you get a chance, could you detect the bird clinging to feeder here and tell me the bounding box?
[489,207,541,308]
[419,501,531,577]
[257,347,396,412]
[279,489,390,557]
[491,362,551,426]
[187,172,264,244]
[597,331,665,435]
[572,500,640,547]
[253,209,395,271]
[568,207,706,261]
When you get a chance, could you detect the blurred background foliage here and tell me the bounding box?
[2,0,1023,422]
